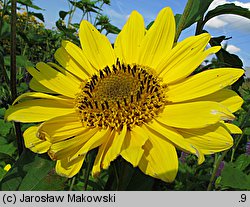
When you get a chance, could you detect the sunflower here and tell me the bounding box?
[6,7,244,182]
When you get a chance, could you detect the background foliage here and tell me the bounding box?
[0,0,249,190]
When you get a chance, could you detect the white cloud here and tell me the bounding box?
[102,7,129,43]
[104,8,128,28]
[230,1,250,9]
[206,16,228,28]
[224,44,241,53]
[245,67,250,77]
[103,7,130,43]
[208,0,250,10]
[206,0,250,33]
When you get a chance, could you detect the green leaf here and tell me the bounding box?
[204,3,250,24]
[70,23,80,29]
[210,36,243,68]
[26,32,47,44]
[17,82,29,94]
[234,154,250,171]
[105,159,154,190]
[0,46,4,70]
[4,55,33,68]
[59,10,72,20]
[0,108,6,118]
[0,153,16,164]
[69,0,101,13]
[29,170,67,191]
[219,156,250,190]
[220,162,250,190]
[125,168,154,191]
[218,49,243,68]
[146,21,154,30]
[105,23,121,35]
[17,0,43,10]
[0,21,11,40]
[0,120,12,137]
[0,167,7,182]
[209,35,244,91]
[243,127,250,135]
[56,20,79,44]
[28,12,44,22]
[174,14,182,28]
[181,0,214,30]
[0,150,66,190]
[210,35,227,44]
[103,0,110,5]
[21,123,36,132]
[0,137,16,156]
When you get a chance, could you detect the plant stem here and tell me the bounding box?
[207,151,228,191]
[69,176,76,191]
[230,134,243,162]
[231,107,250,161]
[104,159,120,190]
[67,0,77,27]
[10,1,17,109]
[195,19,204,35]
[174,0,194,42]
[83,151,96,191]
[0,1,8,84]
[11,0,24,156]
[93,2,104,26]
[0,0,7,30]
[83,165,91,190]
[113,162,119,190]
[24,5,29,31]
[21,5,29,57]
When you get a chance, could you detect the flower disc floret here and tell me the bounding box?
[75,60,166,129]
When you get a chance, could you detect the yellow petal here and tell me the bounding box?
[144,122,204,163]
[157,101,234,128]
[137,7,175,68]
[29,78,57,94]
[161,45,221,84]
[166,68,244,102]
[120,126,148,167]
[12,92,72,105]
[102,125,127,169]
[223,122,242,134]
[114,11,145,64]
[47,62,82,84]
[177,123,234,154]
[27,63,80,98]
[49,128,98,160]
[79,20,116,69]
[157,33,212,76]
[92,130,116,177]
[55,157,84,178]
[54,47,90,80]
[61,40,97,76]
[139,134,178,182]
[5,99,74,123]
[191,89,243,113]
[23,126,51,153]
[38,113,86,143]
[70,128,111,161]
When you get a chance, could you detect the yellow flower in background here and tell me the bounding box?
[4,164,11,172]
[5,7,244,182]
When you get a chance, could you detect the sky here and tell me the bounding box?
[31,0,250,74]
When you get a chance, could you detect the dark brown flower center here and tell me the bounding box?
[75,60,166,129]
